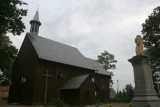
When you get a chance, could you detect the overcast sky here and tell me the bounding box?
[9,0,160,91]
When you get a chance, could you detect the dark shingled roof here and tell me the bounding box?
[27,33,110,76]
[27,33,95,70]
[86,58,110,75]
[61,74,89,89]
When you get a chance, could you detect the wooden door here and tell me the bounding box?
[86,90,94,105]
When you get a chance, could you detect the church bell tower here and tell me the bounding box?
[30,10,41,35]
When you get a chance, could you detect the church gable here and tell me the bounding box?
[13,34,38,67]
[61,74,97,105]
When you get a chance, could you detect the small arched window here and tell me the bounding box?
[58,72,64,82]
[91,77,94,83]
[95,91,97,96]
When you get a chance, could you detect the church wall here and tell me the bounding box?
[9,58,38,104]
[79,75,96,105]
[34,59,95,105]
[61,75,96,105]
[95,74,110,103]
[9,35,39,105]
[61,89,80,105]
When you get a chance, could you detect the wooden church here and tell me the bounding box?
[8,11,111,106]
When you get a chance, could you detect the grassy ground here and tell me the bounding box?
[1,98,131,107]
[104,103,130,107]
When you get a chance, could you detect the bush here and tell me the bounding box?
[95,100,101,107]
[55,97,64,107]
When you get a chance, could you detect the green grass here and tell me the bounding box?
[104,102,130,107]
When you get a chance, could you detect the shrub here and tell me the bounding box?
[95,100,101,107]
[55,97,64,107]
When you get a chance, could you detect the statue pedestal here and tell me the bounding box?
[128,55,160,107]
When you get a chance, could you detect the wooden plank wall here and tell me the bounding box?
[34,59,95,105]
[95,74,110,103]
[9,36,38,105]
[79,75,96,105]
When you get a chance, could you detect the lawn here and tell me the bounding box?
[104,102,130,107]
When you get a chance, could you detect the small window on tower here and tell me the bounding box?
[31,24,34,32]
[91,77,94,83]
[58,72,64,82]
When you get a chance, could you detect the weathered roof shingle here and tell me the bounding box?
[86,58,110,75]
[61,74,89,89]
[27,33,110,76]
[28,33,95,70]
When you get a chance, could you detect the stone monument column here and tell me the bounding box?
[128,35,160,107]
[129,55,160,107]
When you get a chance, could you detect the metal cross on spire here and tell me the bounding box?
[37,5,39,10]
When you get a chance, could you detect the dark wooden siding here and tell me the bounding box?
[9,35,110,105]
[34,59,95,105]
[79,75,96,105]
[13,35,38,67]
[61,75,96,105]
[9,36,38,105]
[61,89,80,105]
[95,74,110,103]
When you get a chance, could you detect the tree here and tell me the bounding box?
[125,84,134,99]
[0,0,27,35]
[0,34,18,81]
[97,51,117,71]
[122,89,127,98]
[97,50,117,87]
[142,6,160,93]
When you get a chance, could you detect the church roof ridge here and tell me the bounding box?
[31,33,78,50]
[27,33,95,70]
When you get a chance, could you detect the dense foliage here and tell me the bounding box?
[125,84,134,99]
[97,51,117,71]
[142,6,160,93]
[113,84,134,103]
[0,34,18,81]
[0,0,27,35]
[97,50,117,87]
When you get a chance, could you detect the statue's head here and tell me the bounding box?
[137,35,141,37]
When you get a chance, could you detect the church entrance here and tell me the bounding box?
[86,90,94,105]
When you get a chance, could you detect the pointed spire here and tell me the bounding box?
[30,10,41,35]
[33,10,39,21]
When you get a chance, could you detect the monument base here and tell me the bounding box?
[133,95,160,107]
[128,55,160,107]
